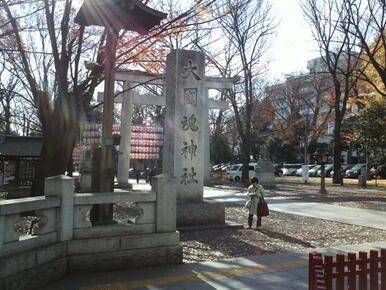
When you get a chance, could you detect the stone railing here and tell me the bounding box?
[0,194,61,258]
[0,174,181,290]
[71,173,177,239]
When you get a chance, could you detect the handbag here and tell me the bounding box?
[258,196,269,217]
[244,199,252,209]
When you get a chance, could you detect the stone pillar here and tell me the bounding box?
[45,175,74,241]
[117,81,133,187]
[153,174,176,232]
[163,50,225,227]
[163,50,206,202]
[203,88,211,185]
[255,160,275,188]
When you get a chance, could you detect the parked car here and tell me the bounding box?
[317,164,333,177]
[345,163,366,178]
[211,164,219,172]
[212,163,229,172]
[274,164,283,177]
[220,164,230,172]
[330,164,354,177]
[228,163,241,181]
[309,165,321,177]
[295,164,317,176]
[229,163,257,182]
[282,164,302,176]
[212,164,223,172]
[378,165,386,179]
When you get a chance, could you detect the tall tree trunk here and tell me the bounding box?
[31,133,74,195]
[332,118,342,184]
[240,140,250,184]
[331,79,343,185]
[4,100,11,134]
[22,114,26,136]
[214,110,224,135]
[31,97,77,196]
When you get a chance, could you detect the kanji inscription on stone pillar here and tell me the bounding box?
[163,50,206,202]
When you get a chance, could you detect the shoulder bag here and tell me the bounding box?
[258,196,269,217]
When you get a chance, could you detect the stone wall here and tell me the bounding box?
[0,175,182,290]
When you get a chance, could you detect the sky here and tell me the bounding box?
[72,0,321,81]
[268,0,321,80]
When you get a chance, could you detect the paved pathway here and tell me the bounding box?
[43,242,386,290]
[203,186,386,230]
[130,180,386,230]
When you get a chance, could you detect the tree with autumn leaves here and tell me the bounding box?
[341,2,385,167]
[266,73,333,163]
[347,29,386,165]
[218,93,275,164]
[302,0,385,184]
[344,0,385,99]
[358,31,386,100]
[0,0,216,194]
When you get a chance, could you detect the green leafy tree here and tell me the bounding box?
[266,137,299,163]
[353,100,386,163]
[210,132,233,165]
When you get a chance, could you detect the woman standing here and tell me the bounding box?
[247,177,265,229]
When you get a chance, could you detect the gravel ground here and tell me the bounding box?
[181,205,386,263]
[181,180,386,263]
[11,178,386,263]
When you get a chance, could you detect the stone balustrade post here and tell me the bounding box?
[153,174,176,233]
[45,175,74,241]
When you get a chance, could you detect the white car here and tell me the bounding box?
[282,164,302,176]
[229,163,257,182]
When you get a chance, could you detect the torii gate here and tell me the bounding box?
[98,69,237,186]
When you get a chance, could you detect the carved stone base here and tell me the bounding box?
[0,233,182,290]
[68,245,182,273]
[177,200,225,227]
